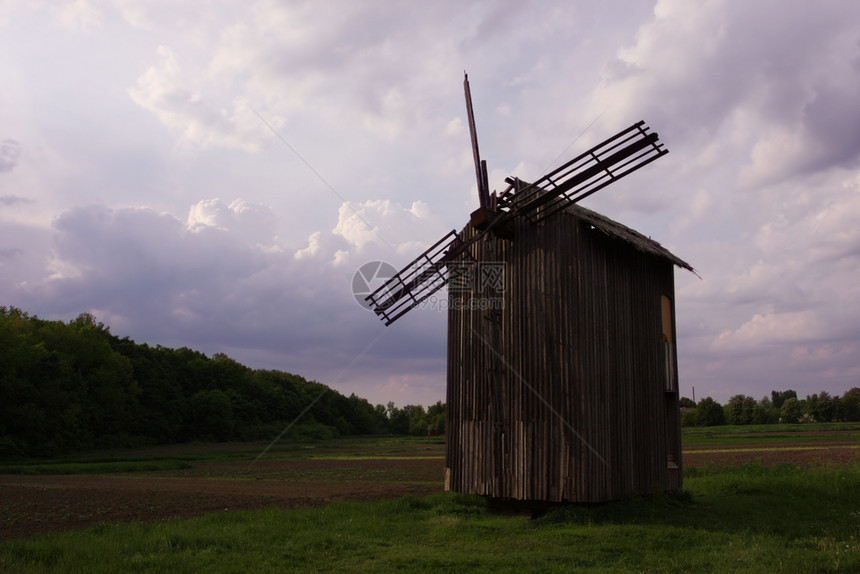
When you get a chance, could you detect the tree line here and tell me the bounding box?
[679,388,860,427]
[0,307,444,458]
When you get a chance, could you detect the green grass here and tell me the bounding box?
[682,422,860,445]
[2,426,854,475]
[0,460,193,475]
[0,436,444,476]
[2,463,858,573]
[0,448,256,474]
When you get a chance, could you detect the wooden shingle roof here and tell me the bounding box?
[565,204,695,273]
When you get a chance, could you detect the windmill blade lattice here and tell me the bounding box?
[364,119,669,326]
[504,121,667,224]
[365,230,463,326]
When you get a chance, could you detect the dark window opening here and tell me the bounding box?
[661,295,676,393]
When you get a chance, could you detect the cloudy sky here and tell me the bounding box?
[2,0,860,407]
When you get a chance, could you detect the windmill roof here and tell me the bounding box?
[564,204,695,273]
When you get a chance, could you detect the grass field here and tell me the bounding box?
[1,425,858,573]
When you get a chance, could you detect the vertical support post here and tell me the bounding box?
[465,72,490,209]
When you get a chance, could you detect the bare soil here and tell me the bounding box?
[0,455,443,540]
[682,443,860,468]
[2,436,858,540]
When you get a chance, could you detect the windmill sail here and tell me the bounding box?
[364,119,669,326]
[365,230,462,325]
[504,121,667,224]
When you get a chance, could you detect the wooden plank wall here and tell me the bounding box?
[446,211,683,503]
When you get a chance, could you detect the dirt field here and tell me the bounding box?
[2,434,858,540]
[0,445,445,541]
[682,442,860,468]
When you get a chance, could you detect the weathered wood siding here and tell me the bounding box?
[445,211,683,502]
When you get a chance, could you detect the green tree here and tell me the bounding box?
[726,395,757,425]
[805,393,821,421]
[405,405,428,435]
[829,395,844,422]
[387,403,410,435]
[680,408,699,427]
[780,397,802,423]
[771,389,797,410]
[817,391,835,422]
[679,397,696,409]
[189,389,234,441]
[344,394,387,435]
[0,306,439,455]
[426,401,446,435]
[757,396,779,424]
[697,397,726,426]
[841,388,860,422]
[375,404,388,431]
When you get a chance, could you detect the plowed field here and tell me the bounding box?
[2,430,858,540]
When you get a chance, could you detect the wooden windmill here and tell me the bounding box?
[366,75,693,504]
